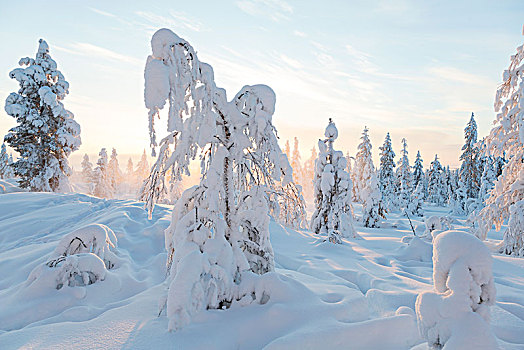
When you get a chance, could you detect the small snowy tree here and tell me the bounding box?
[291,137,303,185]
[396,138,413,211]
[476,39,524,254]
[126,157,134,176]
[141,29,297,330]
[408,182,424,217]
[378,132,397,211]
[108,148,123,191]
[416,231,497,349]
[412,150,424,191]
[301,146,317,201]
[135,150,150,184]
[427,155,446,205]
[92,148,112,198]
[4,39,81,192]
[354,127,386,227]
[477,156,496,207]
[0,143,11,179]
[80,153,94,186]
[311,119,357,243]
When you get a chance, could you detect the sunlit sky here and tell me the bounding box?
[0,0,523,168]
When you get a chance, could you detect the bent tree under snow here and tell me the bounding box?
[311,119,357,243]
[4,39,81,192]
[141,28,296,330]
[476,39,524,256]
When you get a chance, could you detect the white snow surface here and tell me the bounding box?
[0,192,523,349]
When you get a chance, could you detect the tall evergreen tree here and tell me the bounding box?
[135,150,150,184]
[80,154,93,183]
[93,148,112,198]
[108,148,123,191]
[4,39,81,192]
[427,155,446,205]
[378,133,397,211]
[412,150,424,191]
[291,137,303,185]
[354,127,386,227]
[396,138,413,210]
[311,119,357,243]
[126,158,134,176]
[459,113,481,204]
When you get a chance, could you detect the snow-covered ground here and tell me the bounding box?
[0,191,523,349]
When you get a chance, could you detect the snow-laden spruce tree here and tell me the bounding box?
[427,155,446,205]
[135,150,150,184]
[408,182,424,217]
[0,143,12,179]
[354,127,386,227]
[311,119,357,243]
[412,150,424,191]
[80,153,94,193]
[126,157,134,176]
[478,157,496,206]
[108,148,123,191]
[301,146,317,201]
[475,39,524,255]
[92,148,113,198]
[378,132,397,211]
[291,137,303,185]
[396,138,413,211]
[4,39,81,192]
[284,139,291,160]
[459,113,481,209]
[140,29,297,330]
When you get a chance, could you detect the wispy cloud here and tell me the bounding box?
[236,0,293,22]
[88,7,116,18]
[54,43,142,66]
[293,30,307,38]
[134,10,204,33]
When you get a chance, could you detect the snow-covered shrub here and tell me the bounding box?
[311,119,357,243]
[52,224,119,269]
[423,216,453,237]
[476,38,523,253]
[407,182,424,217]
[27,224,118,290]
[416,230,497,349]
[28,253,107,290]
[141,29,294,330]
[4,39,81,192]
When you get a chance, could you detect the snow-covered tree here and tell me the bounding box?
[353,127,386,227]
[476,39,524,255]
[301,146,317,202]
[140,29,298,330]
[412,150,424,192]
[408,182,424,217]
[459,113,481,205]
[92,148,112,198]
[108,148,123,191]
[135,150,150,184]
[311,119,357,243]
[478,157,496,206]
[284,139,291,160]
[126,158,134,176]
[80,153,94,185]
[427,155,446,205]
[396,138,413,211]
[0,143,11,179]
[378,132,397,211]
[4,39,81,192]
[291,137,303,185]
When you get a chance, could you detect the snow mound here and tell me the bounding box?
[416,230,498,349]
[396,236,433,262]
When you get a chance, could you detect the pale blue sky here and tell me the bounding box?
[0,0,523,168]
